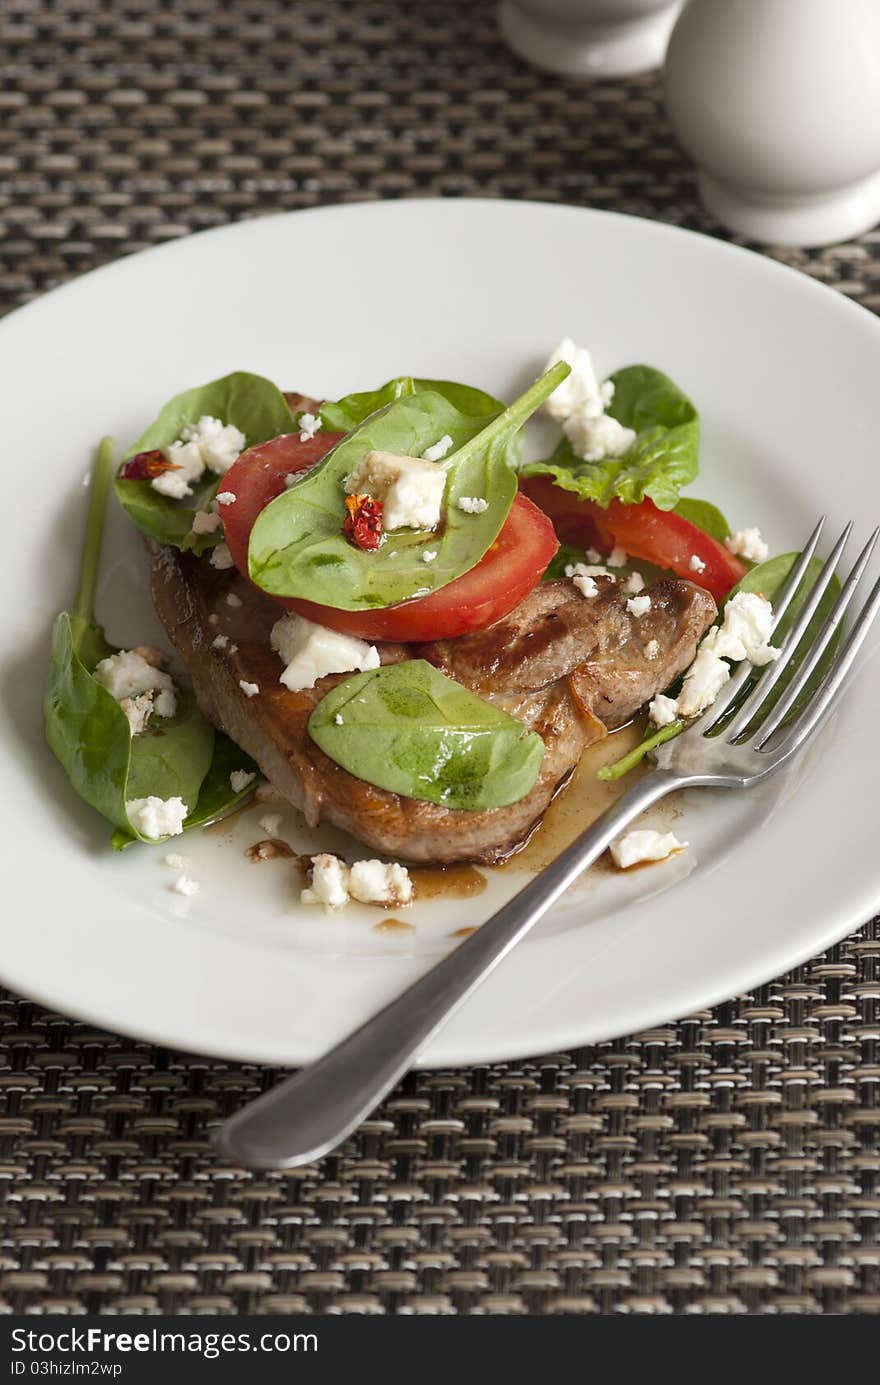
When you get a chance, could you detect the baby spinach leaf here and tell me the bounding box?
[248,364,568,610]
[308,660,545,811]
[322,376,505,431]
[674,496,731,545]
[522,365,700,512]
[111,733,259,849]
[598,551,843,780]
[46,436,250,847]
[114,371,295,554]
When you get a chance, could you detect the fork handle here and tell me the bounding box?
[214,767,681,1169]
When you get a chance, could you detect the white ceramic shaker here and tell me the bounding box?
[498,1,685,78]
[664,0,880,246]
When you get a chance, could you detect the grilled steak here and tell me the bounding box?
[150,550,715,863]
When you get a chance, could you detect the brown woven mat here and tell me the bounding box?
[2,0,879,1315]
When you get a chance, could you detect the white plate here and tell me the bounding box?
[2,200,879,1066]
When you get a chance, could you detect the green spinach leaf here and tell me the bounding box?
[522,364,699,512]
[308,660,545,811]
[673,496,731,545]
[114,371,295,554]
[45,437,255,846]
[321,376,504,434]
[249,365,568,610]
[111,732,259,849]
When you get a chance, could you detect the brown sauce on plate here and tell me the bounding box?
[245,838,297,862]
[373,917,416,935]
[409,864,487,900]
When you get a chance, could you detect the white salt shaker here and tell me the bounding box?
[664,0,880,246]
[498,1,684,78]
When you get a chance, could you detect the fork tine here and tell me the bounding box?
[721,521,853,740]
[754,527,880,747]
[758,568,880,758]
[694,517,826,734]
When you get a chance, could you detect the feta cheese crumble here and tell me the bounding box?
[230,769,256,794]
[209,542,234,570]
[225,592,242,608]
[190,509,221,535]
[345,450,447,531]
[542,338,635,463]
[163,853,189,869]
[270,612,380,692]
[565,561,612,598]
[571,572,598,599]
[622,571,645,595]
[648,591,780,727]
[301,853,413,909]
[298,411,321,441]
[151,416,245,498]
[334,713,344,725]
[94,648,177,735]
[610,829,686,870]
[627,595,652,618]
[239,680,260,698]
[725,527,769,564]
[172,874,200,897]
[457,495,489,514]
[258,813,282,837]
[422,549,438,564]
[126,795,188,840]
[216,491,236,506]
[645,639,660,661]
[423,434,454,462]
[607,545,628,568]
[689,554,706,574]
[211,634,229,651]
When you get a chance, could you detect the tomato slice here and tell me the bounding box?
[221,433,558,641]
[520,476,746,603]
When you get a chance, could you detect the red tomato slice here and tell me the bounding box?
[520,476,746,603]
[221,433,558,641]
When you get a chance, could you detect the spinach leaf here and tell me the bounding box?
[522,365,699,512]
[111,733,259,849]
[45,437,255,846]
[114,371,295,554]
[598,551,842,781]
[541,543,588,581]
[674,496,731,545]
[249,365,568,610]
[308,660,545,811]
[321,376,504,434]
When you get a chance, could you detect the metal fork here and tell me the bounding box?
[214,519,880,1169]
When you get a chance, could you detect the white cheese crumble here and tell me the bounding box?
[627,595,652,618]
[209,542,234,570]
[422,549,438,564]
[299,411,321,441]
[586,548,603,563]
[301,853,413,909]
[565,561,612,597]
[334,713,344,725]
[607,545,628,568]
[211,634,229,650]
[423,434,454,462]
[648,591,780,727]
[190,509,221,535]
[172,874,200,897]
[610,830,687,870]
[126,795,188,839]
[571,572,598,599]
[564,409,636,463]
[153,688,177,719]
[230,769,256,794]
[622,571,645,595]
[94,648,174,701]
[258,813,282,837]
[647,693,679,727]
[345,450,447,531]
[457,495,489,514]
[216,491,236,506]
[150,441,203,499]
[270,612,380,692]
[225,592,242,608]
[725,527,769,564]
[645,638,660,661]
[163,852,189,869]
[541,338,611,422]
[119,693,155,736]
[180,415,246,475]
[689,553,706,574]
[239,680,260,698]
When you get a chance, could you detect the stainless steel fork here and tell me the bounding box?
[214,518,880,1169]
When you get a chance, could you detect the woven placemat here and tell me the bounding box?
[2,0,880,1315]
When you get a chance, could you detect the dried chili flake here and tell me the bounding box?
[118,449,179,480]
[344,493,384,552]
